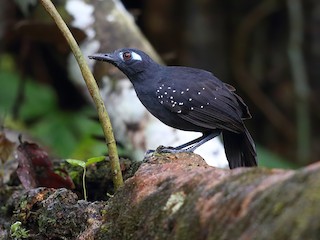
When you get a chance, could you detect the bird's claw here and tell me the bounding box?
[145,145,194,158]
[145,149,155,155]
[156,145,175,153]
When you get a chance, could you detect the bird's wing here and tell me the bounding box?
[155,67,247,133]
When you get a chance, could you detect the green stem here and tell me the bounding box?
[39,0,124,189]
[83,167,87,201]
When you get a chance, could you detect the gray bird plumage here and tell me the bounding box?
[89,48,257,168]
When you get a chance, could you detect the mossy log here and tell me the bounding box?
[4,153,320,239]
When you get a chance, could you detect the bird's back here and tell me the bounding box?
[142,65,249,134]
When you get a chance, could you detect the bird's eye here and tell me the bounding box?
[123,52,132,61]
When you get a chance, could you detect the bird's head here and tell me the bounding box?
[89,48,158,78]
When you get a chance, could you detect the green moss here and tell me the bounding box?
[10,221,29,239]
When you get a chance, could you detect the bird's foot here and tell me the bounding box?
[146,145,193,155]
[145,149,155,155]
[157,145,184,153]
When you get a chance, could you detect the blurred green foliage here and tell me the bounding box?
[257,146,298,169]
[0,54,106,159]
[0,54,294,168]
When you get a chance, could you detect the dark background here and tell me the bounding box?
[1,0,319,167]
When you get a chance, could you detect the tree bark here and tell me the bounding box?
[5,153,320,239]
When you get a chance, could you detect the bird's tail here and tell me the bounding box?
[222,128,257,169]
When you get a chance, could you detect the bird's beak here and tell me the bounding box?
[88,53,115,63]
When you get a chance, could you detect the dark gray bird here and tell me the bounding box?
[89,48,257,168]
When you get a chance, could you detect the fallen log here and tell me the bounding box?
[5,153,320,239]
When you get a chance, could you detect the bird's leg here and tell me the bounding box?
[145,134,210,155]
[174,134,214,150]
[180,132,221,152]
[155,131,221,154]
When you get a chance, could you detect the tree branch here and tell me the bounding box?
[287,0,311,164]
[39,0,123,190]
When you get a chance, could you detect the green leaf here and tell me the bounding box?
[0,71,19,114]
[30,111,79,156]
[20,79,57,120]
[66,159,86,168]
[86,156,106,167]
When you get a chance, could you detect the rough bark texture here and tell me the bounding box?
[97,153,320,240]
[3,153,320,239]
